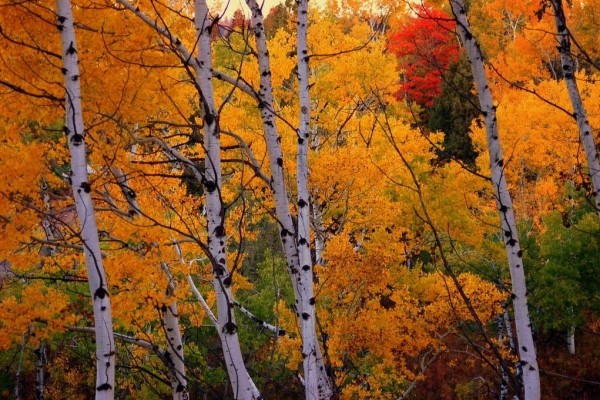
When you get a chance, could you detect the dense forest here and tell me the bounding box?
[0,0,599,399]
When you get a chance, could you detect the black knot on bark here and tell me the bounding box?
[223,321,237,334]
[80,182,91,193]
[96,383,113,391]
[302,312,310,320]
[204,180,217,192]
[70,134,84,146]
[214,225,225,237]
[94,287,109,300]
[67,41,77,55]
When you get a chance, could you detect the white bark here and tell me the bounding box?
[449,1,540,399]
[110,167,140,218]
[498,314,509,400]
[160,263,188,400]
[296,2,324,399]
[194,2,260,398]
[551,0,600,214]
[116,0,256,98]
[14,332,26,400]
[503,305,516,351]
[56,1,115,397]
[567,326,576,355]
[245,0,302,302]
[187,275,220,329]
[233,301,286,336]
[245,1,332,398]
[34,343,46,400]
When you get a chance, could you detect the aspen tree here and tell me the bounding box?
[550,0,600,214]
[296,1,324,399]
[244,1,333,397]
[449,0,541,398]
[194,1,261,398]
[160,263,188,400]
[56,0,115,397]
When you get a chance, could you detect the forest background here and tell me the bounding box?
[0,0,599,399]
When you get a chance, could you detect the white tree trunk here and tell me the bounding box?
[567,326,576,355]
[160,263,188,400]
[551,0,600,214]
[498,314,509,400]
[245,1,332,398]
[194,2,260,398]
[56,1,115,397]
[34,343,46,400]
[244,0,300,302]
[449,1,540,399]
[110,166,140,218]
[296,2,324,399]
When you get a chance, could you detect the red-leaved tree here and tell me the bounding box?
[388,4,459,107]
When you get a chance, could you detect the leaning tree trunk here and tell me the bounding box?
[245,1,332,398]
[550,0,600,214]
[56,0,115,397]
[449,1,541,399]
[194,1,260,398]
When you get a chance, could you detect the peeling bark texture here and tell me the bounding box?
[194,1,260,398]
[551,0,600,214]
[160,263,188,400]
[245,1,332,398]
[56,0,116,397]
[449,1,540,399]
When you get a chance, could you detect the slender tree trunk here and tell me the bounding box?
[550,0,600,214]
[34,343,46,400]
[295,2,325,398]
[449,1,540,399]
[110,166,140,218]
[14,332,26,400]
[567,326,576,355]
[245,1,332,398]
[56,1,115,397]
[498,314,509,400]
[160,263,188,400]
[194,1,260,398]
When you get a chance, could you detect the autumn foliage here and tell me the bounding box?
[388,3,460,107]
[0,0,599,399]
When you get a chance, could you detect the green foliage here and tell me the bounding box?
[528,211,600,333]
[427,55,480,167]
[264,1,295,39]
